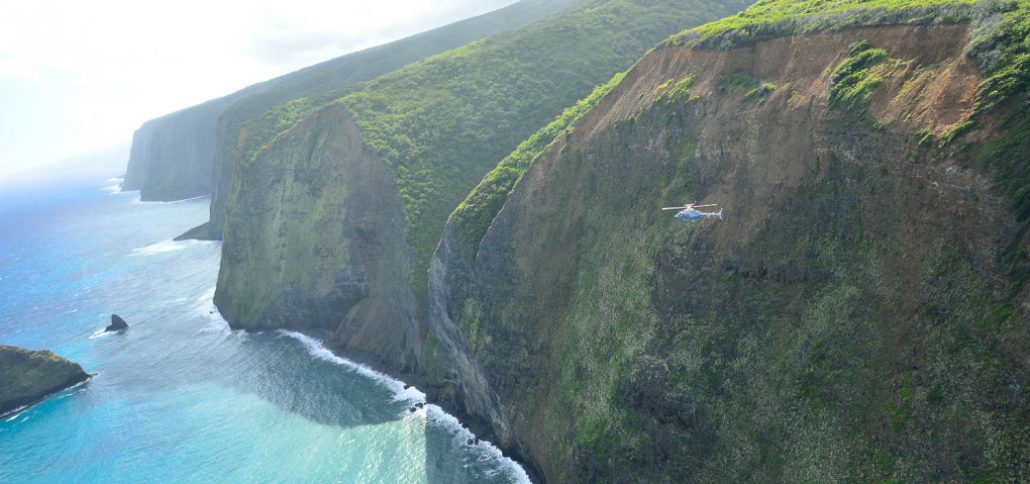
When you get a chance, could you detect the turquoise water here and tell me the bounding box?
[0,173,526,483]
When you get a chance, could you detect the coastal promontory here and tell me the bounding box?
[0,345,90,415]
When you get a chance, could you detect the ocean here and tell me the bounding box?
[0,170,527,483]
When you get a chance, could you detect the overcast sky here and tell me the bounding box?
[0,0,517,181]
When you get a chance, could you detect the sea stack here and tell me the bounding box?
[0,345,91,415]
[105,314,129,333]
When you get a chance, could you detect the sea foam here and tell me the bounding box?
[422,405,532,484]
[130,239,215,256]
[277,330,426,403]
[278,330,531,484]
[101,178,125,195]
[195,287,245,337]
[1,378,92,421]
[131,195,209,205]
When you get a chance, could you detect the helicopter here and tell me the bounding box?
[662,203,723,221]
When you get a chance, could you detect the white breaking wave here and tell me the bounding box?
[278,330,531,484]
[277,330,426,403]
[3,405,29,421]
[1,378,93,421]
[423,405,532,484]
[197,287,217,308]
[130,239,216,256]
[102,178,127,195]
[131,194,209,205]
[195,287,244,337]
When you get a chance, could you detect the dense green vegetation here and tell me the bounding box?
[452,90,1028,480]
[828,40,890,113]
[665,0,976,49]
[449,72,625,256]
[0,346,89,415]
[236,97,324,166]
[655,74,697,104]
[716,71,777,100]
[966,0,1030,113]
[562,140,1009,480]
[220,0,578,132]
[963,0,1030,299]
[140,0,569,202]
[238,0,750,298]
[133,0,579,216]
[342,0,747,295]
[435,2,1030,481]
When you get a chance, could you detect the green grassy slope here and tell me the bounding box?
[667,0,976,48]
[203,0,581,235]
[230,0,751,305]
[345,0,753,298]
[449,71,627,257]
[125,0,576,205]
[220,0,578,126]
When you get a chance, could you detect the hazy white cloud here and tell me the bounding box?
[0,0,516,180]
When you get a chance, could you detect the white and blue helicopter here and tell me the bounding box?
[662,202,723,221]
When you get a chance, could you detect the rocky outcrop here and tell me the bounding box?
[0,346,90,415]
[173,222,218,242]
[215,105,422,370]
[105,314,128,333]
[424,23,1029,482]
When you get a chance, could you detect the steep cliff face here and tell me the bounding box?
[122,100,237,201]
[214,0,749,362]
[216,105,421,370]
[427,21,1029,482]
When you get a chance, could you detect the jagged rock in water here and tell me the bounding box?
[0,346,91,415]
[173,222,218,241]
[105,314,129,333]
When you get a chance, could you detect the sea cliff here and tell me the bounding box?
[421,3,1030,480]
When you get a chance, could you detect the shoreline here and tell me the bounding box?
[0,375,94,420]
[206,312,538,484]
[274,329,537,484]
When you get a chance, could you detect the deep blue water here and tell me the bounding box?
[0,172,527,483]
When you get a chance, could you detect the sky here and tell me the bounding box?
[0,0,518,181]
